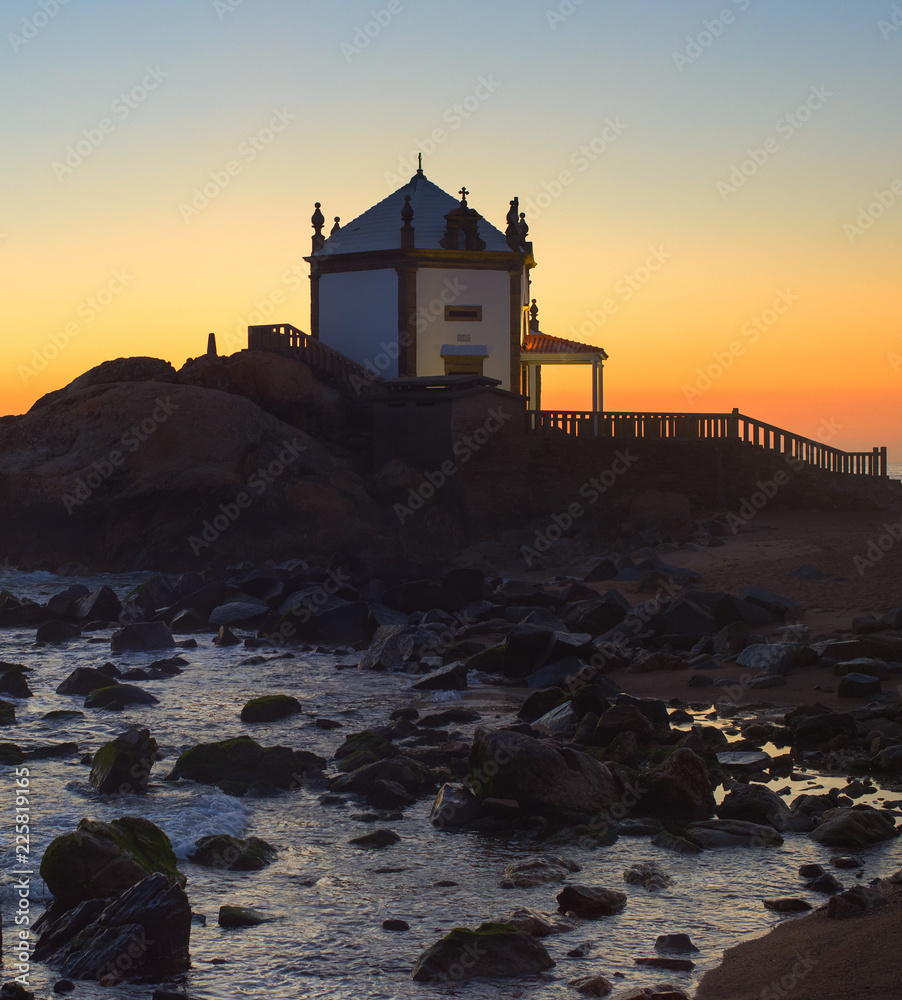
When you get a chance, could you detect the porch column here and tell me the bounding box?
[526,363,540,410]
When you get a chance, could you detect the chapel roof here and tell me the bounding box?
[311,171,513,256]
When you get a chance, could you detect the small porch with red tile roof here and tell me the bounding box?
[519,300,608,413]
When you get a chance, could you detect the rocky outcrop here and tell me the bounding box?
[48,873,191,982]
[411,923,555,981]
[556,885,627,917]
[89,727,157,795]
[165,735,326,795]
[39,817,185,907]
[636,747,716,825]
[189,834,277,871]
[810,806,898,848]
[499,855,581,889]
[716,783,791,831]
[468,727,621,823]
[0,361,381,570]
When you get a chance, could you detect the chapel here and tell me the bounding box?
[303,164,607,409]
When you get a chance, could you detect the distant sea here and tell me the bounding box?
[889,462,902,481]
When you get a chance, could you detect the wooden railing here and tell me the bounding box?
[527,408,888,477]
[247,323,379,393]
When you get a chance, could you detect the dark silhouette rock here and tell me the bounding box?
[39,817,184,907]
[556,885,627,917]
[239,695,302,723]
[189,834,276,871]
[90,727,157,795]
[412,923,554,981]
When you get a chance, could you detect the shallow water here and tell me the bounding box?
[1,568,900,999]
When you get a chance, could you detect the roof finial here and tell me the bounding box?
[331,216,341,235]
[459,186,469,207]
[311,202,325,253]
[417,153,423,175]
[400,194,415,248]
[529,299,539,332]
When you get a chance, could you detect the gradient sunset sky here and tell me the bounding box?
[3,0,900,455]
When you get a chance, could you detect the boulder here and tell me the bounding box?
[57,873,190,981]
[84,684,158,709]
[218,905,267,927]
[505,908,580,937]
[0,665,33,698]
[36,621,82,644]
[569,976,614,997]
[623,861,673,891]
[239,695,302,723]
[57,667,115,696]
[110,623,175,652]
[810,806,898,848]
[411,923,554,981]
[716,783,791,831]
[189,834,276,871]
[594,704,656,745]
[636,748,716,824]
[790,711,857,750]
[468,727,621,822]
[499,855,580,889]
[685,819,783,849]
[165,735,326,794]
[763,898,812,913]
[39,817,184,907]
[412,661,468,691]
[429,784,480,829]
[735,643,800,675]
[655,933,698,953]
[90,727,157,795]
[556,885,627,918]
[73,586,122,623]
[349,829,399,849]
[837,672,881,698]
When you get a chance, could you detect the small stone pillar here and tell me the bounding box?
[207,333,217,357]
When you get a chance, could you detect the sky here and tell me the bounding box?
[2,0,900,457]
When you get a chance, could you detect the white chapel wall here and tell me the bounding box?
[415,268,513,388]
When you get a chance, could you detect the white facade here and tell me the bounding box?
[416,268,515,387]
[319,269,398,377]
